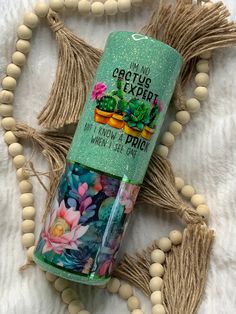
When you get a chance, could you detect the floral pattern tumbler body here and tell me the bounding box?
[33,32,183,285]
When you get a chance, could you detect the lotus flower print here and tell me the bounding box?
[42,200,89,254]
[91,82,107,101]
[119,183,140,214]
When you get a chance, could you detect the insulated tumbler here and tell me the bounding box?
[34,31,183,285]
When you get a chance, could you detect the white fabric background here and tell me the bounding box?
[0,0,236,313]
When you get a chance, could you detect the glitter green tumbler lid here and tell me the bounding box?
[68,31,183,184]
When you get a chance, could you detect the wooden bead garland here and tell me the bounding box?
[157,48,212,159]
[0,1,213,314]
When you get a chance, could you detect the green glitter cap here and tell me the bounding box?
[68,32,183,184]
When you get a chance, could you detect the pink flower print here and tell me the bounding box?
[152,98,158,106]
[159,101,164,112]
[98,259,114,276]
[42,200,88,254]
[78,182,93,214]
[119,183,140,214]
[78,182,88,197]
[91,82,107,101]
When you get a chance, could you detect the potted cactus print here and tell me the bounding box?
[141,99,164,140]
[123,98,150,137]
[92,82,116,124]
[108,79,128,129]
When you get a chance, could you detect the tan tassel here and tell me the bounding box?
[115,154,214,314]
[142,0,236,110]
[13,123,72,220]
[37,10,102,129]
[163,224,214,314]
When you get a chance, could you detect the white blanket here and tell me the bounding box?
[1,0,236,313]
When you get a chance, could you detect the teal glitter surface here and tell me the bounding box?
[68,32,183,184]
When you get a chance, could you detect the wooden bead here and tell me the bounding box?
[2,77,17,91]
[169,230,182,245]
[152,304,165,314]
[65,0,78,10]
[26,245,36,261]
[13,155,26,168]
[118,283,133,300]
[22,206,36,220]
[151,249,165,264]
[194,87,208,101]
[0,104,13,117]
[49,0,64,11]
[20,193,34,207]
[107,278,121,293]
[104,0,118,15]
[175,177,185,191]
[68,300,85,314]
[4,131,17,144]
[149,276,163,292]
[186,98,201,113]
[158,237,172,252]
[156,145,168,158]
[118,0,131,13]
[22,220,35,233]
[34,1,49,17]
[78,0,91,15]
[7,63,21,79]
[45,272,58,282]
[61,288,77,304]
[161,132,175,147]
[17,25,32,40]
[132,310,144,314]
[22,233,35,248]
[195,73,209,87]
[12,51,26,66]
[91,2,104,16]
[196,204,210,220]
[19,180,33,194]
[16,168,29,181]
[9,142,23,157]
[176,111,191,125]
[97,283,107,289]
[169,121,182,136]
[149,263,164,277]
[2,117,16,130]
[23,12,39,29]
[0,90,14,103]
[181,185,195,199]
[199,51,212,59]
[16,40,31,54]
[204,2,214,9]
[54,277,70,292]
[191,194,205,207]
[131,0,143,6]
[78,311,90,314]
[150,291,162,305]
[196,59,209,73]
[127,296,140,311]
[2,116,15,131]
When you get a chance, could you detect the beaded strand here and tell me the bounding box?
[0,1,212,313]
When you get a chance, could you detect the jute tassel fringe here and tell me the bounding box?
[115,155,214,314]
[37,10,102,129]
[142,0,236,109]
[13,123,72,220]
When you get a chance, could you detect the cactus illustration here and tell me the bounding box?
[147,100,164,129]
[123,99,150,131]
[97,95,116,112]
[111,79,128,114]
[148,106,160,129]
